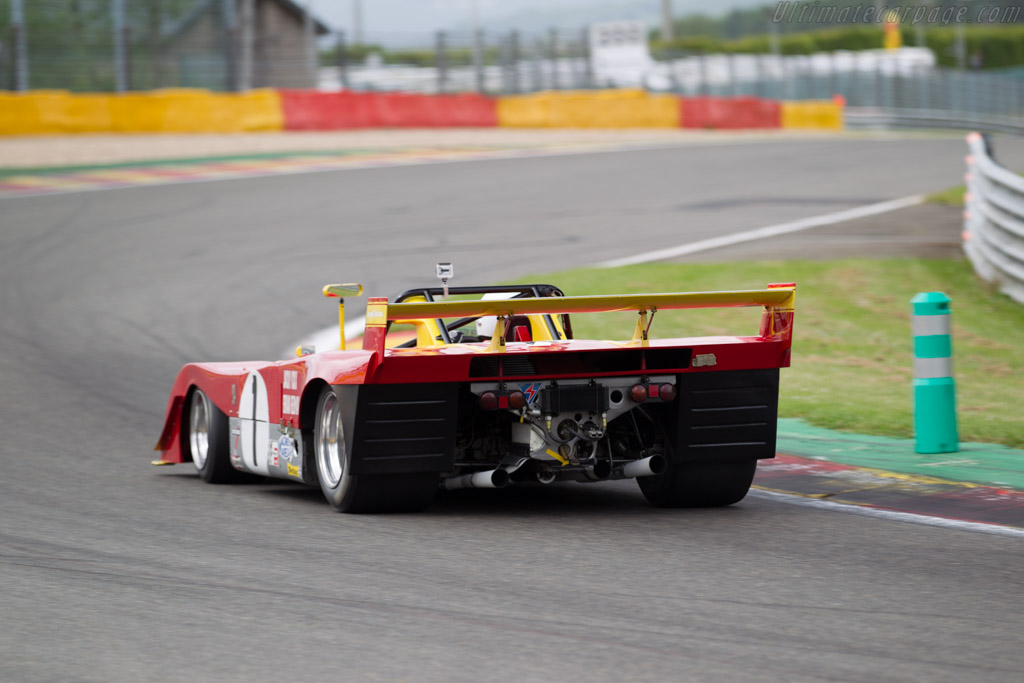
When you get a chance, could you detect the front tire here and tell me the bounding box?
[313,386,438,513]
[638,459,757,508]
[186,388,237,483]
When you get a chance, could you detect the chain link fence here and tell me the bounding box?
[321,28,595,95]
[0,0,319,92]
[5,1,1024,134]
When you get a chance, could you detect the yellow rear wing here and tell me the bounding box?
[320,282,795,355]
[382,285,796,352]
[386,288,794,319]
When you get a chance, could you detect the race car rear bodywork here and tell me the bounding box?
[155,282,795,512]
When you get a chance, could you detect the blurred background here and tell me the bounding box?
[4,4,1024,682]
[3,0,1024,122]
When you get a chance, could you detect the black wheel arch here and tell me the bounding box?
[300,379,330,486]
[179,384,199,464]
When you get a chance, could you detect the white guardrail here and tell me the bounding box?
[964,133,1024,305]
[848,109,1024,136]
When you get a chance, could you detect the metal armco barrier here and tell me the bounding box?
[847,109,1024,136]
[911,292,958,455]
[964,133,1024,305]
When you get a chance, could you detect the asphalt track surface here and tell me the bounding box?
[3,134,1024,682]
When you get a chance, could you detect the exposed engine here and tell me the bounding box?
[448,375,676,489]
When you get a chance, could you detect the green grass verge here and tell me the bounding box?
[926,184,966,207]
[509,259,1024,448]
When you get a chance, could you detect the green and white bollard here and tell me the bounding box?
[911,292,959,454]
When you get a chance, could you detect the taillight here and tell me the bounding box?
[659,383,676,402]
[630,384,647,403]
[508,391,527,410]
[479,392,498,410]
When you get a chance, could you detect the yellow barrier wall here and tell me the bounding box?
[0,90,72,134]
[498,89,679,128]
[109,92,168,132]
[495,93,550,128]
[223,89,284,132]
[154,89,283,133]
[780,100,844,130]
[0,89,283,134]
[64,94,115,133]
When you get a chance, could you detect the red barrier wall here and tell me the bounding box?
[374,93,439,127]
[280,91,497,130]
[680,96,781,130]
[279,90,376,130]
[443,93,499,127]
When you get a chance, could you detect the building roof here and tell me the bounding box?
[273,0,332,34]
[164,0,332,40]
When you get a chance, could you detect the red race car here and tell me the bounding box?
[154,279,795,513]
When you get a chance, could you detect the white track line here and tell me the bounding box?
[286,195,923,357]
[598,194,925,267]
[750,488,1024,539]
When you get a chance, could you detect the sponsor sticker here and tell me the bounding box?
[281,371,301,416]
[278,435,296,463]
[519,382,542,405]
[282,394,300,415]
[282,370,299,391]
[366,303,388,327]
[287,463,300,477]
[693,353,717,368]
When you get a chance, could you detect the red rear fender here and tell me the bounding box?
[154,361,272,463]
[155,352,375,464]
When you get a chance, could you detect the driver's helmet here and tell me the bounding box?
[474,292,517,339]
[476,316,497,339]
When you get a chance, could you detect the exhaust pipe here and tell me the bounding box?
[621,454,667,479]
[444,468,510,490]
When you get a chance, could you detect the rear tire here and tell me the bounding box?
[186,388,237,484]
[313,386,437,513]
[638,459,757,508]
